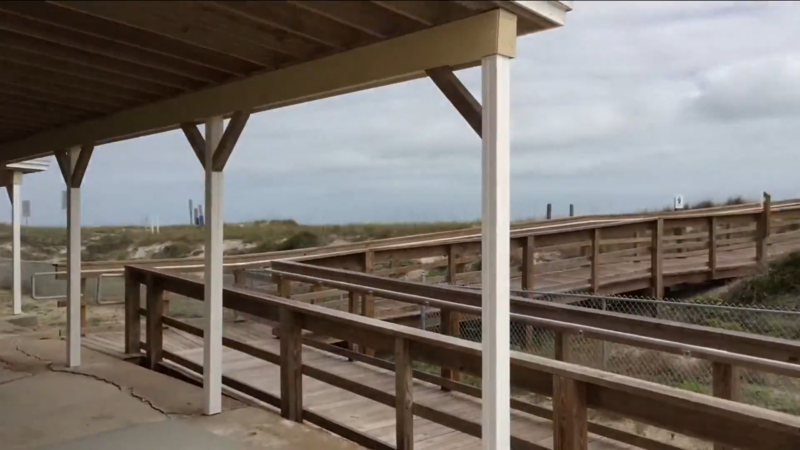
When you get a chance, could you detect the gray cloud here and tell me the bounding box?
[4,2,800,226]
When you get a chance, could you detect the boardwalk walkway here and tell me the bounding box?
[86,322,634,450]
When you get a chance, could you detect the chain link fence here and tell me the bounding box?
[415,284,800,415]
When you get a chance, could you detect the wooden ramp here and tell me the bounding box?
[85,323,633,450]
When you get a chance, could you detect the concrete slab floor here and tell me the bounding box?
[0,335,362,450]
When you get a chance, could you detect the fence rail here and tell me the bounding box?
[126,264,800,450]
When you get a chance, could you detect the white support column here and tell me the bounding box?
[480,54,511,450]
[66,147,82,367]
[203,116,224,415]
[9,171,22,315]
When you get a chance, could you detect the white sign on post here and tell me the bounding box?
[674,195,685,210]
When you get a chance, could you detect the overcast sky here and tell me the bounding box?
[3,1,800,227]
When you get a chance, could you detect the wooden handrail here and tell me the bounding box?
[126,266,800,450]
[264,267,800,379]
[272,261,800,364]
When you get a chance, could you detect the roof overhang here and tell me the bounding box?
[3,156,50,174]
[0,1,571,164]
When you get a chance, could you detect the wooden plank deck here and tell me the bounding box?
[85,323,636,450]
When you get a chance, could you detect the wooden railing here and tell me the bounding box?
[270,259,800,429]
[125,265,800,450]
[226,199,800,327]
[58,198,800,283]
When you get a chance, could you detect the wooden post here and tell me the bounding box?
[709,216,717,279]
[481,53,512,450]
[552,376,588,450]
[712,362,740,450]
[441,245,462,386]
[651,219,664,298]
[145,276,164,370]
[395,337,414,450]
[233,269,246,288]
[554,332,571,362]
[272,274,292,338]
[280,308,303,422]
[520,235,536,352]
[757,193,772,265]
[8,171,21,315]
[590,228,600,294]
[203,115,225,416]
[521,236,535,293]
[361,251,375,356]
[124,269,140,355]
[347,291,360,357]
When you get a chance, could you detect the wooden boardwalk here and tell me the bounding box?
[86,322,635,450]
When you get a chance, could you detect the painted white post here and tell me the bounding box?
[203,116,224,415]
[480,53,511,450]
[66,147,82,367]
[10,171,22,315]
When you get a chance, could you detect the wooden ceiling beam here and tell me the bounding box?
[0,92,96,117]
[0,103,87,124]
[0,80,119,113]
[0,8,232,83]
[0,45,190,97]
[0,9,517,163]
[371,1,472,27]
[288,1,424,39]
[0,110,67,127]
[0,29,211,90]
[0,61,162,103]
[426,66,482,137]
[207,1,375,50]
[52,1,283,68]
[0,1,256,77]
[166,1,323,61]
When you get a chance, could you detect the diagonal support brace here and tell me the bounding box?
[427,66,482,137]
[181,110,251,172]
[55,144,94,188]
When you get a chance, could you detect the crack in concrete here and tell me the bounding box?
[14,344,49,363]
[46,364,197,419]
[11,345,196,419]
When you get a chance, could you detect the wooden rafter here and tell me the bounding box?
[207,1,375,50]
[0,1,254,77]
[289,1,424,39]
[0,29,209,90]
[51,1,286,68]
[426,66,482,137]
